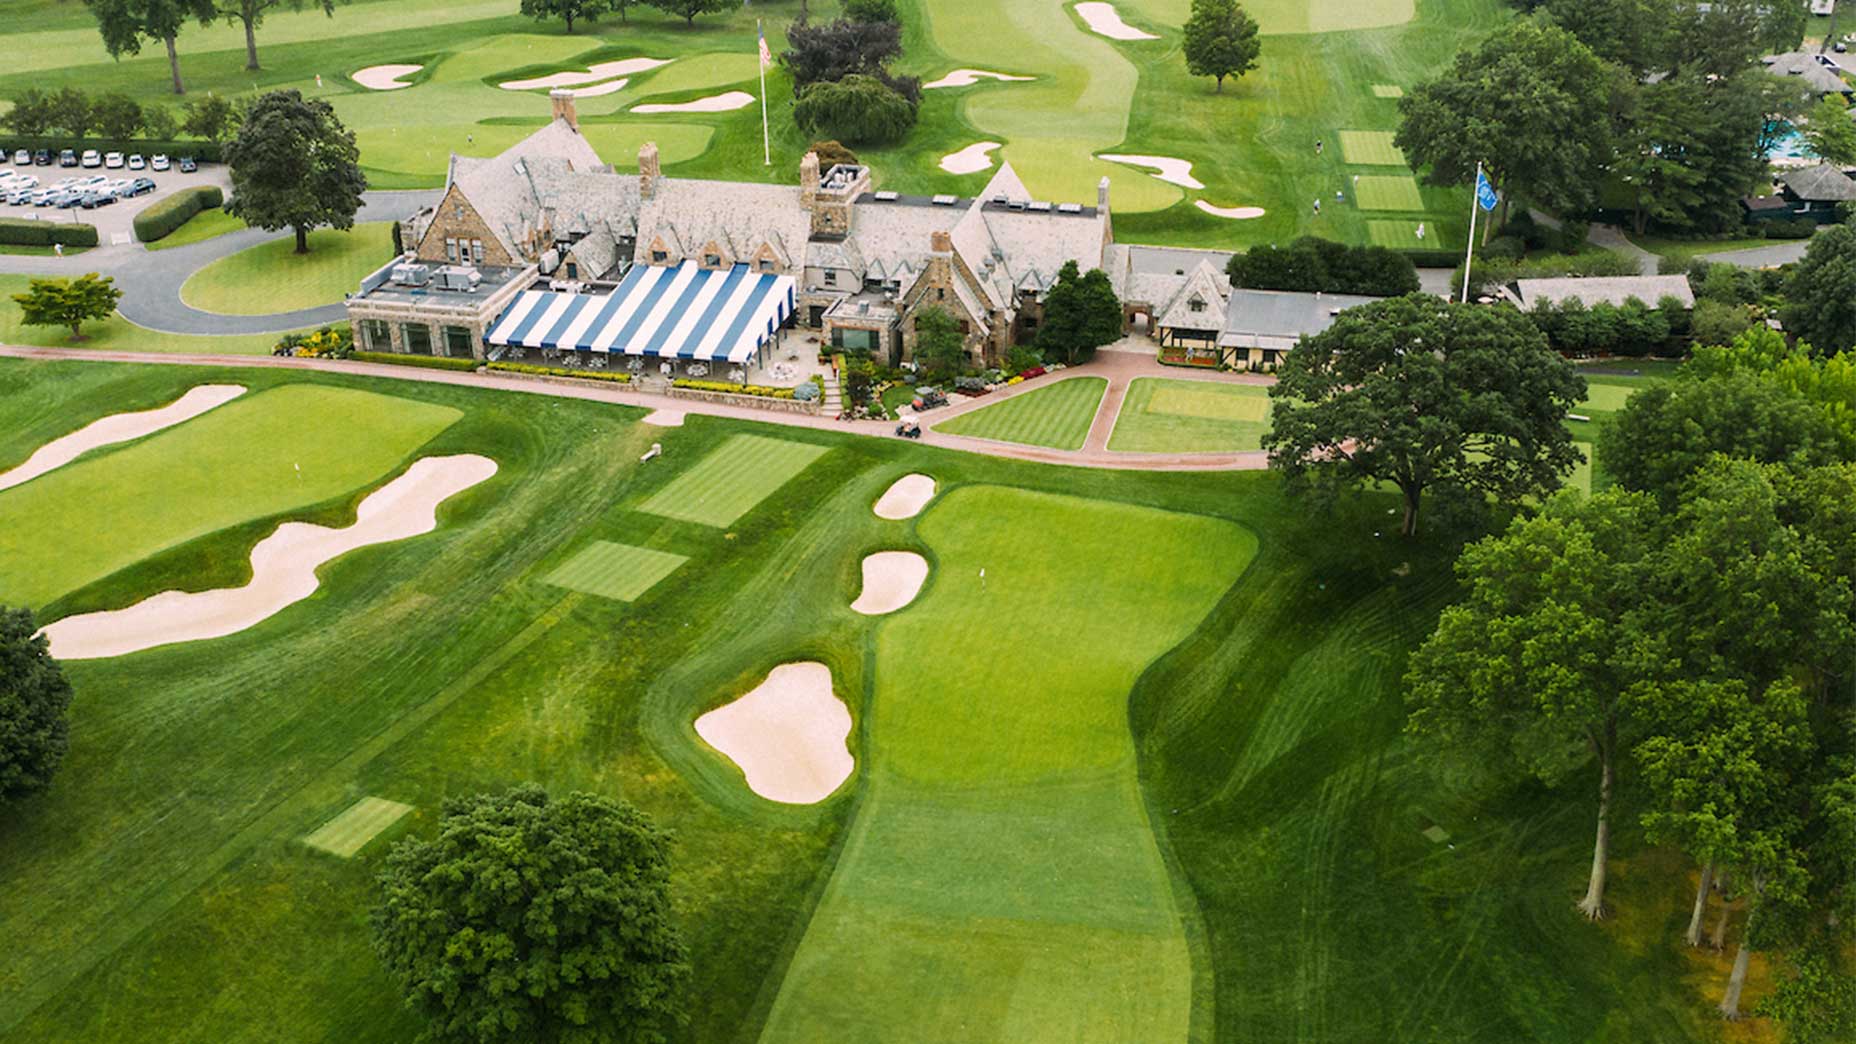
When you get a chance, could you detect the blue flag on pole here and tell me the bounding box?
[1474,169,1499,212]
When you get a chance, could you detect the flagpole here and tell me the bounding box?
[1460,161,1481,304]
[758,19,771,166]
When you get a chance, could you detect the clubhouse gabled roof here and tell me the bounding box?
[485,261,795,363]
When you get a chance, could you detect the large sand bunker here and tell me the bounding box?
[42,454,497,660]
[632,90,754,113]
[1195,200,1266,219]
[351,64,421,90]
[500,58,670,91]
[873,474,936,520]
[695,663,853,804]
[1098,153,1203,189]
[1074,2,1158,40]
[0,384,245,494]
[642,409,686,427]
[850,551,928,616]
[924,68,1034,90]
[941,141,1002,175]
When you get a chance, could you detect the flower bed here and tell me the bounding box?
[673,378,798,399]
[274,325,353,358]
[351,351,477,372]
[488,361,632,383]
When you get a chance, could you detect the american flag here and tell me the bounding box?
[758,20,772,69]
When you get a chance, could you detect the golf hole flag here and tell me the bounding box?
[1475,169,1499,212]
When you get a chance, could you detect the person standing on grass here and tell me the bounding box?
[1416,222,1425,240]
[1313,198,1321,215]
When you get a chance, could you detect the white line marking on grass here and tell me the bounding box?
[696,663,853,804]
[0,384,245,493]
[1074,1,1159,39]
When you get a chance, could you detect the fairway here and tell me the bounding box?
[637,433,829,527]
[1108,378,1272,453]
[1578,382,1638,414]
[1367,219,1429,247]
[180,224,398,315]
[0,385,460,606]
[935,378,1107,450]
[1339,130,1405,166]
[1354,174,1426,211]
[542,540,688,602]
[761,486,1256,1041]
[302,797,413,858]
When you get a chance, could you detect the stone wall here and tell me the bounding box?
[415,185,518,267]
[666,387,823,415]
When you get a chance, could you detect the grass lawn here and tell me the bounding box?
[760,486,1256,1041]
[300,797,414,858]
[1339,129,1406,166]
[0,384,459,607]
[1354,173,1426,211]
[541,539,689,602]
[637,432,830,527]
[0,244,90,257]
[1108,377,1272,453]
[143,207,248,251]
[0,275,289,354]
[935,376,1106,450]
[179,223,396,315]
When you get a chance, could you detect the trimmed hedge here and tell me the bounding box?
[132,185,225,243]
[673,378,799,399]
[0,217,98,248]
[487,361,632,383]
[1400,249,1467,269]
[1228,236,1420,296]
[0,135,221,163]
[351,351,479,371]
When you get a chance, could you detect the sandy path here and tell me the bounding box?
[1074,2,1158,40]
[500,57,670,90]
[0,384,245,494]
[695,663,853,804]
[941,141,1002,174]
[351,64,421,90]
[924,68,1034,89]
[850,551,928,616]
[873,474,936,519]
[1195,200,1266,219]
[632,90,754,113]
[42,454,497,660]
[1099,153,1203,189]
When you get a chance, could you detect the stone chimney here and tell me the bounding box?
[799,151,821,209]
[549,89,579,132]
[930,230,952,254]
[1097,176,1110,213]
[638,141,661,200]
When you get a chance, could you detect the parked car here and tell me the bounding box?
[129,177,156,196]
[150,154,170,171]
[177,156,197,173]
[55,191,85,207]
[104,152,124,169]
[80,149,100,168]
[33,149,49,165]
[58,149,77,167]
[4,188,32,205]
[126,153,145,170]
[79,191,116,209]
[9,150,25,165]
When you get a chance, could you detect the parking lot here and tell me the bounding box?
[0,152,233,247]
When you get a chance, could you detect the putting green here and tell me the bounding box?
[1109,378,1272,453]
[638,433,829,527]
[542,540,688,602]
[1354,175,1425,212]
[180,223,397,316]
[935,378,1107,450]
[1339,130,1406,166]
[0,385,460,607]
[301,797,412,858]
[761,485,1256,1041]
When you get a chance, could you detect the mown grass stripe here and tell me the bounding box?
[936,378,1107,450]
[542,541,688,602]
[301,797,413,858]
[638,434,829,527]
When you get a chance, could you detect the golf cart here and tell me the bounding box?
[894,417,922,439]
[911,386,949,411]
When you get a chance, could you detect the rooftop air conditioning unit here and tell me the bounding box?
[874,190,899,201]
[1057,202,1082,214]
[931,194,957,206]
[1028,201,1052,212]
[391,263,431,286]
[435,265,482,292]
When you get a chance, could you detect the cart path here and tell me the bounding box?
[0,343,1274,472]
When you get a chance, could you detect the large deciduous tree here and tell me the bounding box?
[91,92,144,140]
[84,0,213,95]
[782,16,903,90]
[180,92,238,143]
[222,90,367,254]
[1599,372,1845,499]
[912,306,966,381]
[1035,260,1123,365]
[645,0,729,25]
[1262,294,1586,537]
[11,274,124,341]
[1540,0,1673,75]
[205,0,340,71]
[372,785,688,1044]
[1,89,57,136]
[0,607,73,804]
[1802,95,1856,167]
[1180,0,1260,93]
[1395,19,1620,224]
[518,0,613,33]
[1781,223,1856,353]
[792,74,915,145]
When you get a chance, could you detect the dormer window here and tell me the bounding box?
[759,259,774,273]
[704,253,721,267]
[823,271,837,286]
[1189,297,1205,313]
[652,249,668,263]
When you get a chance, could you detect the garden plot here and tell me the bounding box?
[638,434,829,527]
[541,540,688,602]
[695,662,853,805]
[0,384,244,493]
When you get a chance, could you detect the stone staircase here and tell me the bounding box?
[821,374,843,415]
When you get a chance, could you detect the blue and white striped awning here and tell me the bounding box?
[485,261,795,363]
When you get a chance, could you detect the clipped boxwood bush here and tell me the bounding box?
[673,378,799,400]
[132,186,225,243]
[487,361,632,383]
[0,218,98,248]
[350,351,478,371]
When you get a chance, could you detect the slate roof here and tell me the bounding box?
[1780,163,1856,201]
[1512,275,1697,310]
[1218,288,1383,346]
[1763,51,1854,94]
[440,118,615,260]
[1155,260,1230,332]
[637,177,808,268]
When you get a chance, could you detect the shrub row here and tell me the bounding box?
[1459,249,1641,297]
[1525,297,1682,358]
[1228,236,1420,297]
[132,185,224,243]
[672,378,799,399]
[0,135,221,163]
[273,325,352,357]
[0,217,98,248]
[487,361,631,383]
[351,351,478,371]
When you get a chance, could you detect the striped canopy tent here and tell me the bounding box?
[486,260,795,364]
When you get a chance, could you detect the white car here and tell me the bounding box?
[127,154,145,170]
[150,154,170,171]
[80,149,101,168]
[104,152,124,169]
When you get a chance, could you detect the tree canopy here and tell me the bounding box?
[222,90,367,254]
[0,607,73,805]
[204,0,338,70]
[912,306,966,380]
[518,0,614,32]
[1781,223,1856,353]
[1227,236,1419,297]
[84,0,213,94]
[1180,0,1260,93]
[1262,294,1585,536]
[1802,95,1856,168]
[781,17,903,90]
[645,0,730,25]
[11,274,124,341]
[1599,371,1845,500]
[1034,260,1122,365]
[371,785,688,1044]
[792,73,916,145]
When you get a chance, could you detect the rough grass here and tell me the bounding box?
[541,539,689,602]
[637,432,830,527]
[179,223,397,315]
[1108,377,1272,453]
[935,377,1106,450]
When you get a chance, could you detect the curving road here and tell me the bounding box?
[0,190,439,335]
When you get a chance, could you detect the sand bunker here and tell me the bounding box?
[632,90,754,113]
[850,551,928,616]
[642,409,686,427]
[500,57,670,91]
[0,384,245,494]
[1098,153,1203,189]
[351,64,421,90]
[41,454,497,660]
[924,68,1035,90]
[873,474,936,520]
[1195,200,1267,219]
[695,663,853,804]
[941,141,1002,175]
[1074,2,1158,40]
